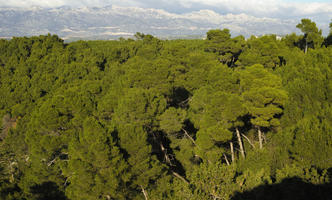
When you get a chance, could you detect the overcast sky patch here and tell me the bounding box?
[0,0,331,25]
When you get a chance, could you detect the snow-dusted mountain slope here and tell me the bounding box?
[0,5,298,39]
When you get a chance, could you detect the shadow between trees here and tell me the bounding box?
[232,176,332,200]
[30,181,67,200]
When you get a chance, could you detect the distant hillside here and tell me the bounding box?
[0,5,299,39]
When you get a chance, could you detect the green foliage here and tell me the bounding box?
[188,163,238,200]
[205,29,232,53]
[276,164,329,185]
[296,18,324,52]
[158,107,186,134]
[324,20,332,47]
[64,117,129,200]
[205,29,245,67]
[280,48,332,169]
[239,64,288,128]
[237,35,284,69]
[0,24,331,199]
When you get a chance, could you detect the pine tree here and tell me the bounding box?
[239,64,288,149]
[296,19,323,53]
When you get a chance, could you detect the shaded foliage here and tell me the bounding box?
[0,19,331,199]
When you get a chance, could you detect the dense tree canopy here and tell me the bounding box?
[0,19,331,200]
[296,19,323,53]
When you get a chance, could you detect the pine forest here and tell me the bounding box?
[0,19,332,200]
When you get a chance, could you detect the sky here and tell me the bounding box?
[0,0,331,24]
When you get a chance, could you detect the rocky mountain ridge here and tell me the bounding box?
[0,5,298,40]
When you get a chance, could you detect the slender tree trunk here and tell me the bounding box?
[305,40,308,54]
[241,133,255,149]
[230,56,235,67]
[182,128,197,146]
[236,128,245,158]
[223,154,230,166]
[258,127,263,149]
[172,171,189,184]
[64,176,71,187]
[160,143,173,165]
[140,185,148,200]
[230,142,234,163]
[153,132,173,166]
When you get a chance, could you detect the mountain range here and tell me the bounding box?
[0,5,301,40]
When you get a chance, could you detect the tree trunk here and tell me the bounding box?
[230,142,234,163]
[160,143,173,165]
[305,40,308,54]
[140,185,148,200]
[236,128,245,158]
[258,127,263,149]
[182,128,197,146]
[241,133,255,149]
[172,171,189,184]
[223,154,230,166]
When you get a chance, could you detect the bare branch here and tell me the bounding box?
[223,154,230,166]
[140,185,149,200]
[241,134,255,149]
[182,128,197,146]
[64,176,71,187]
[172,171,189,184]
[160,143,175,166]
[47,157,57,167]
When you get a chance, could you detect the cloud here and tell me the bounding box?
[0,0,331,22]
[179,0,280,13]
[0,0,132,8]
[1,0,67,7]
[171,0,332,19]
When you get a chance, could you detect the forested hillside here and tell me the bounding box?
[0,19,332,200]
